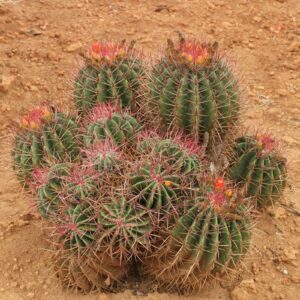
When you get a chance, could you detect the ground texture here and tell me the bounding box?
[0,0,299,299]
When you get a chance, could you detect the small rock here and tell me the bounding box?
[98,294,109,300]
[64,42,82,53]
[11,281,18,287]
[230,287,250,300]
[104,276,111,286]
[0,75,16,93]
[17,220,30,227]
[277,89,288,96]
[26,292,35,299]
[46,50,56,60]
[282,269,288,275]
[0,103,11,112]
[239,279,256,291]
[28,29,42,36]
[282,247,298,262]
[267,206,286,219]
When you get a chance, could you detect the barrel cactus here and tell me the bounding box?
[54,249,128,293]
[130,162,182,210]
[83,140,122,172]
[74,40,143,114]
[228,134,287,207]
[83,103,141,147]
[147,33,239,145]
[143,180,251,290]
[97,197,152,261]
[12,107,80,184]
[58,203,98,250]
[31,163,98,218]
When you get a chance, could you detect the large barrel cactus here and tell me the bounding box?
[143,182,251,290]
[74,41,143,114]
[147,33,239,144]
[228,133,287,207]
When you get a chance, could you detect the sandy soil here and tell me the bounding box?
[0,0,299,299]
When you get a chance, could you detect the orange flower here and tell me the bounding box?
[215,178,224,190]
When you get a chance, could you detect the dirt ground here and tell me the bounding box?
[0,0,299,299]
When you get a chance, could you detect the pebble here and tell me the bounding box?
[230,287,250,300]
[104,276,111,286]
[0,75,16,93]
[26,292,35,299]
[239,279,256,291]
[267,206,286,219]
[64,42,82,53]
[98,294,109,300]
[282,269,288,275]
[277,89,288,96]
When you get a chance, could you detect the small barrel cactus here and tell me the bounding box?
[228,134,287,207]
[54,249,128,293]
[32,163,98,218]
[97,197,152,261]
[131,162,181,210]
[147,33,239,144]
[58,203,98,250]
[143,181,251,290]
[31,163,71,217]
[74,41,144,114]
[12,107,80,183]
[83,140,122,172]
[83,104,141,147]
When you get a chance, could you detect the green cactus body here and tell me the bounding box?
[12,110,80,183]
[35,163,71,218]
[131,163,181,209]
[148,39,239,143]
[65,168,98,201]
[137,138,201,175]
[61,204,98,250]
[228,135,287,207]
[74,42,143,114]
[84,140,121,172]
[154,139,201,174]
[146,201,251,288]
[35,163,97,218]
[84,106,141,147]
[98,197,151,260]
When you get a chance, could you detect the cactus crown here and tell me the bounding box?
[88,40,135,65]
[255,133,277,155]
[166,33,218,67]
[21,106,52,130]
[88,103,117,123]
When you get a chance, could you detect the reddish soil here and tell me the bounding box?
[0,0,299,299]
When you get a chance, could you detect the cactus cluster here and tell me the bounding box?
[11,34,287,294]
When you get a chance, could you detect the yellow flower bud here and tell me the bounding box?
[164,180,172,187]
